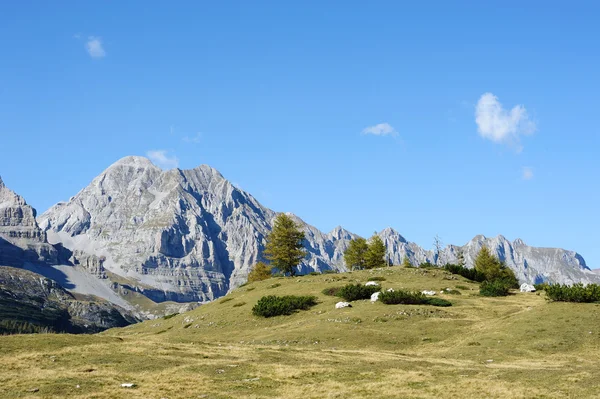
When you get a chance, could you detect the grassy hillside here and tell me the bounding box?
[2,266,600,398]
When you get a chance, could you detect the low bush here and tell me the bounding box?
[455,285,469,290]
[232,302,246,307]
[419,262,437,269]
[322,270,337,274]
[442,288,462,295]
[534,282,549,291]
[444,264,486,282]
[425,297,452,307]
[379,290,452,307]
[309,272,320,276]
[379,290,427,305]
[322,287,343,297]
[162,313,179,320]
[337,283,381,301]
[544,283,600,303]
[219,297,233,304]
[252,295,318,318]
[479,279,511,297]
[267,283,282,289]
[368,276,386,281]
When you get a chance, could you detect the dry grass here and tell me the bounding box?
[2,266,600,398]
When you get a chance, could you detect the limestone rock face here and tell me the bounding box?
[32,156,597,307]
[0,176,58,266]
[0,266,138,334]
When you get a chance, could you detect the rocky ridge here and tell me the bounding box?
[32,156,597,308]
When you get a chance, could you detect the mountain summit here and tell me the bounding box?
[24,156,597,306]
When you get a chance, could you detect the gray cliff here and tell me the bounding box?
[33,156,597,309]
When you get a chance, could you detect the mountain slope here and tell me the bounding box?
[35,156,597,308]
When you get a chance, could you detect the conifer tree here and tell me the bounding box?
[365,234,387,269]
[264,214,307,276]
[344,237,369,270]
[247,262,273,282]
[401,254,413,268]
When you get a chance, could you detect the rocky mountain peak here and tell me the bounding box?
[0,178,45,243]
[379,227,407,243]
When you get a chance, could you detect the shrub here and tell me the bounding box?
[232,302,246,307]
[474,248,519,288]
[247,261,273,283]
[337,283,381,301]
[322,287,343,297]
[455,285,469,290]
[162,313,179,320]
[480,279,511,297]
[419,262,437,269]
[425,297,452,307]
[379,290,427,305]
[544,283,600,303]
[322,269,337,274]
[534,282,549,291]
[309,272,320,276]
[442,288,462,295]
[219,297,233,304]
[252,295,318,318]
[368,276,386,281]
[267,283,281,289]
[444,264,485,282]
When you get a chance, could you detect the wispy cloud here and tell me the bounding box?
[522,167,534,180]
[475,93,535,149]
[146,150,179,169]
[86,36,106,58]
[362,123,398,137]
[183,132,202,143]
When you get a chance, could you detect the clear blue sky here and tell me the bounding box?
[1,1,598,267]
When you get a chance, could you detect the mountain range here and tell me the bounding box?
[1,156,597,318]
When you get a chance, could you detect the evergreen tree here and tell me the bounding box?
[365,234,387,269]
[247,262,273,282]
[264,214,307,276]
[401,254,413,268]
[344,237,369,270]
[474,246,502,280]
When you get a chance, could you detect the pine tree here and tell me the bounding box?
[365,234,387,269]
[401,254,413,268]
[264,214,307,276]
[247,262,273,282]
[344,238,369,270]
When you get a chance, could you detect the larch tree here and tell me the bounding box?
[264,213,307,276]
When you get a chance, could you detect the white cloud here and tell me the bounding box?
[146,150,179,169]
[522,167,534,180]
[183,132,202,143]
[475,93,535,148]
[86,37,106,58]
[362,123,398,137]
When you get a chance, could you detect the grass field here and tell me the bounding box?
[2,266,600,398]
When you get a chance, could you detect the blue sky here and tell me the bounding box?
[1,2,598,267]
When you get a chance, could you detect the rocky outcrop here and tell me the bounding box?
[0,266,138,334]
[35,156,598,309]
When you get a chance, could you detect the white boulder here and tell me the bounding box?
[421,290,437,296]
[335,302,352,309]
[520,283,536,292]
[386,288,394,292]
[365,281,379,286]
[370,292,381,302]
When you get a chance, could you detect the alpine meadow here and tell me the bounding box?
[1,2,600,398]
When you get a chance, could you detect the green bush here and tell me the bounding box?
[444,264,486,282]
[544,283,600,303]
[419,262,437,269]
[162,313,179,320]
[252,295,318,318]
[441,288,462,295]
[232,302,246,307]
[479,279,511,297]
[379,290,452,307]
[322,270,337,274]
[380,290,427,305]
[337,283,381,301]
[534,282,549,291]
[425,297,453,307]
[322,287,343,296]
[368,276,386,281]
[309,272,320,276]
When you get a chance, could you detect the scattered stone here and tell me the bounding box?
[365,281,379,286]
[27,388,39,393]
[520,283,536,292]
[121,383,136,388]
[335,301,352,309]
[422,290,437,296]
[371,292,381,302]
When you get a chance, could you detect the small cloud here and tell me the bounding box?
[362,123,398,137]
[522,167,534,180]
[475,93,536,149]
[86,36,106,58]
[146,150,179,169]
[183,132,202,143]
